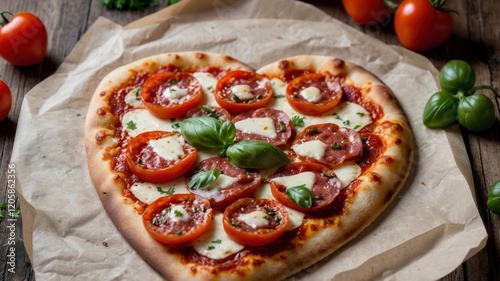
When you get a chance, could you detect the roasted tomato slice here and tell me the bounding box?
[126,131,197,183]
[269,162,341,212]
[185,105,231,122]
[291,123,362,167]
[143,194,213,245]
[222,198,289,246]
[286,73,342,115]
[214,70,273,114]
[141,71,203,119]
[185,157,262,210]
[232,108,293,147]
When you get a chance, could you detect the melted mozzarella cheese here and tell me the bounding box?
[238,210,269,228]
[124,87,143,107]
[300,86,322,103]
[207,174,238,190]
[148,136,185,161]
[193,72,218,95]
[331,161,362,188]
[201,174,239,197]
[162,85,189,104]
[270,78,287,97]
[168,205,191,222]
[234,117,277,138]
[231,84,254,101]
[130,181,188,204]
[292,140,328,161]
[121,109,173,137]
[254,183,305,230]
[271,172,316,190]
[193,213,244,259]
[130,183,166,205]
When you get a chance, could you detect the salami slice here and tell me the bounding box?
[269,162,341,212]
[232,108,293,147]
[291,123,362,167]
[185,157,262,210]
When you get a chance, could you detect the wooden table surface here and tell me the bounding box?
[0,0,498,280]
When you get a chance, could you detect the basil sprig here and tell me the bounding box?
[188,169,221,190]
[286,184,312,208]
[226,140,290,169]
[179,116,290,169]
[179,116,235,154]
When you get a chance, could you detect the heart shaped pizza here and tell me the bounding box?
[85,52,414,280]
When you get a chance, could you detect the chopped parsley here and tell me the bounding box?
[202,105,221,119]
[175,230,183,236]
[353,124,361,130]
[343,120,350,126]
[207,246,215,250]
[171,123,180,129]
[331,142,340,149]
[174,210,183,217]
[207,85,213,90]
[273,94,285,99]
[307,127,319,134]
[126,120,137,130]
[232,94,240,102]
[279,121,286,132]
[211,239,222,244]
[156,187,175,195]
[291,115,305,127]
[231,219,242,227]
[356,112,366,117]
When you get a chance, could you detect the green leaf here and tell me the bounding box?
[286,184,312,208]
[127,120,137,130]
[188,169,221,190]
[219,120,236,148]
[291,116,305,127]
[226,140,290,169]
[179,117,225,151]
[422,91,458,128]
[157,187,175,195]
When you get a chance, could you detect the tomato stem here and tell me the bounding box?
[468,85,499,97]
[429,0,458,14]
[383,0,400,10]
[0,11,13,26]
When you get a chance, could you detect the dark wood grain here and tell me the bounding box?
[0,1,498,280]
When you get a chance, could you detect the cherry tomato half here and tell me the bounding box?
[342,0,393,25]
[214,70,273,114]
[0,12,48,65]
[141,72,203,119]
[394,0,453,52]
[0,80,12,122]
[142,194,213,245]
[126,131,197,183]
[222,198,289,246]
[286,73,342,115]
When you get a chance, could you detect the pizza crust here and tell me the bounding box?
[85,53,414,281]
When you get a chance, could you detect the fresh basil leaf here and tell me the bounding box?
[219,120,236,148]
[286,184,312,208]
[188,169,221,190]
[226,140,290,169]
[179,117,224,151]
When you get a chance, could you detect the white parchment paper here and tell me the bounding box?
[11,0,486,280]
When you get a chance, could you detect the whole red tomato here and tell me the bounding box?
[0,80,13,122]
[394,0,453,52]
[342,0,393,25]
[0,11,48,66]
